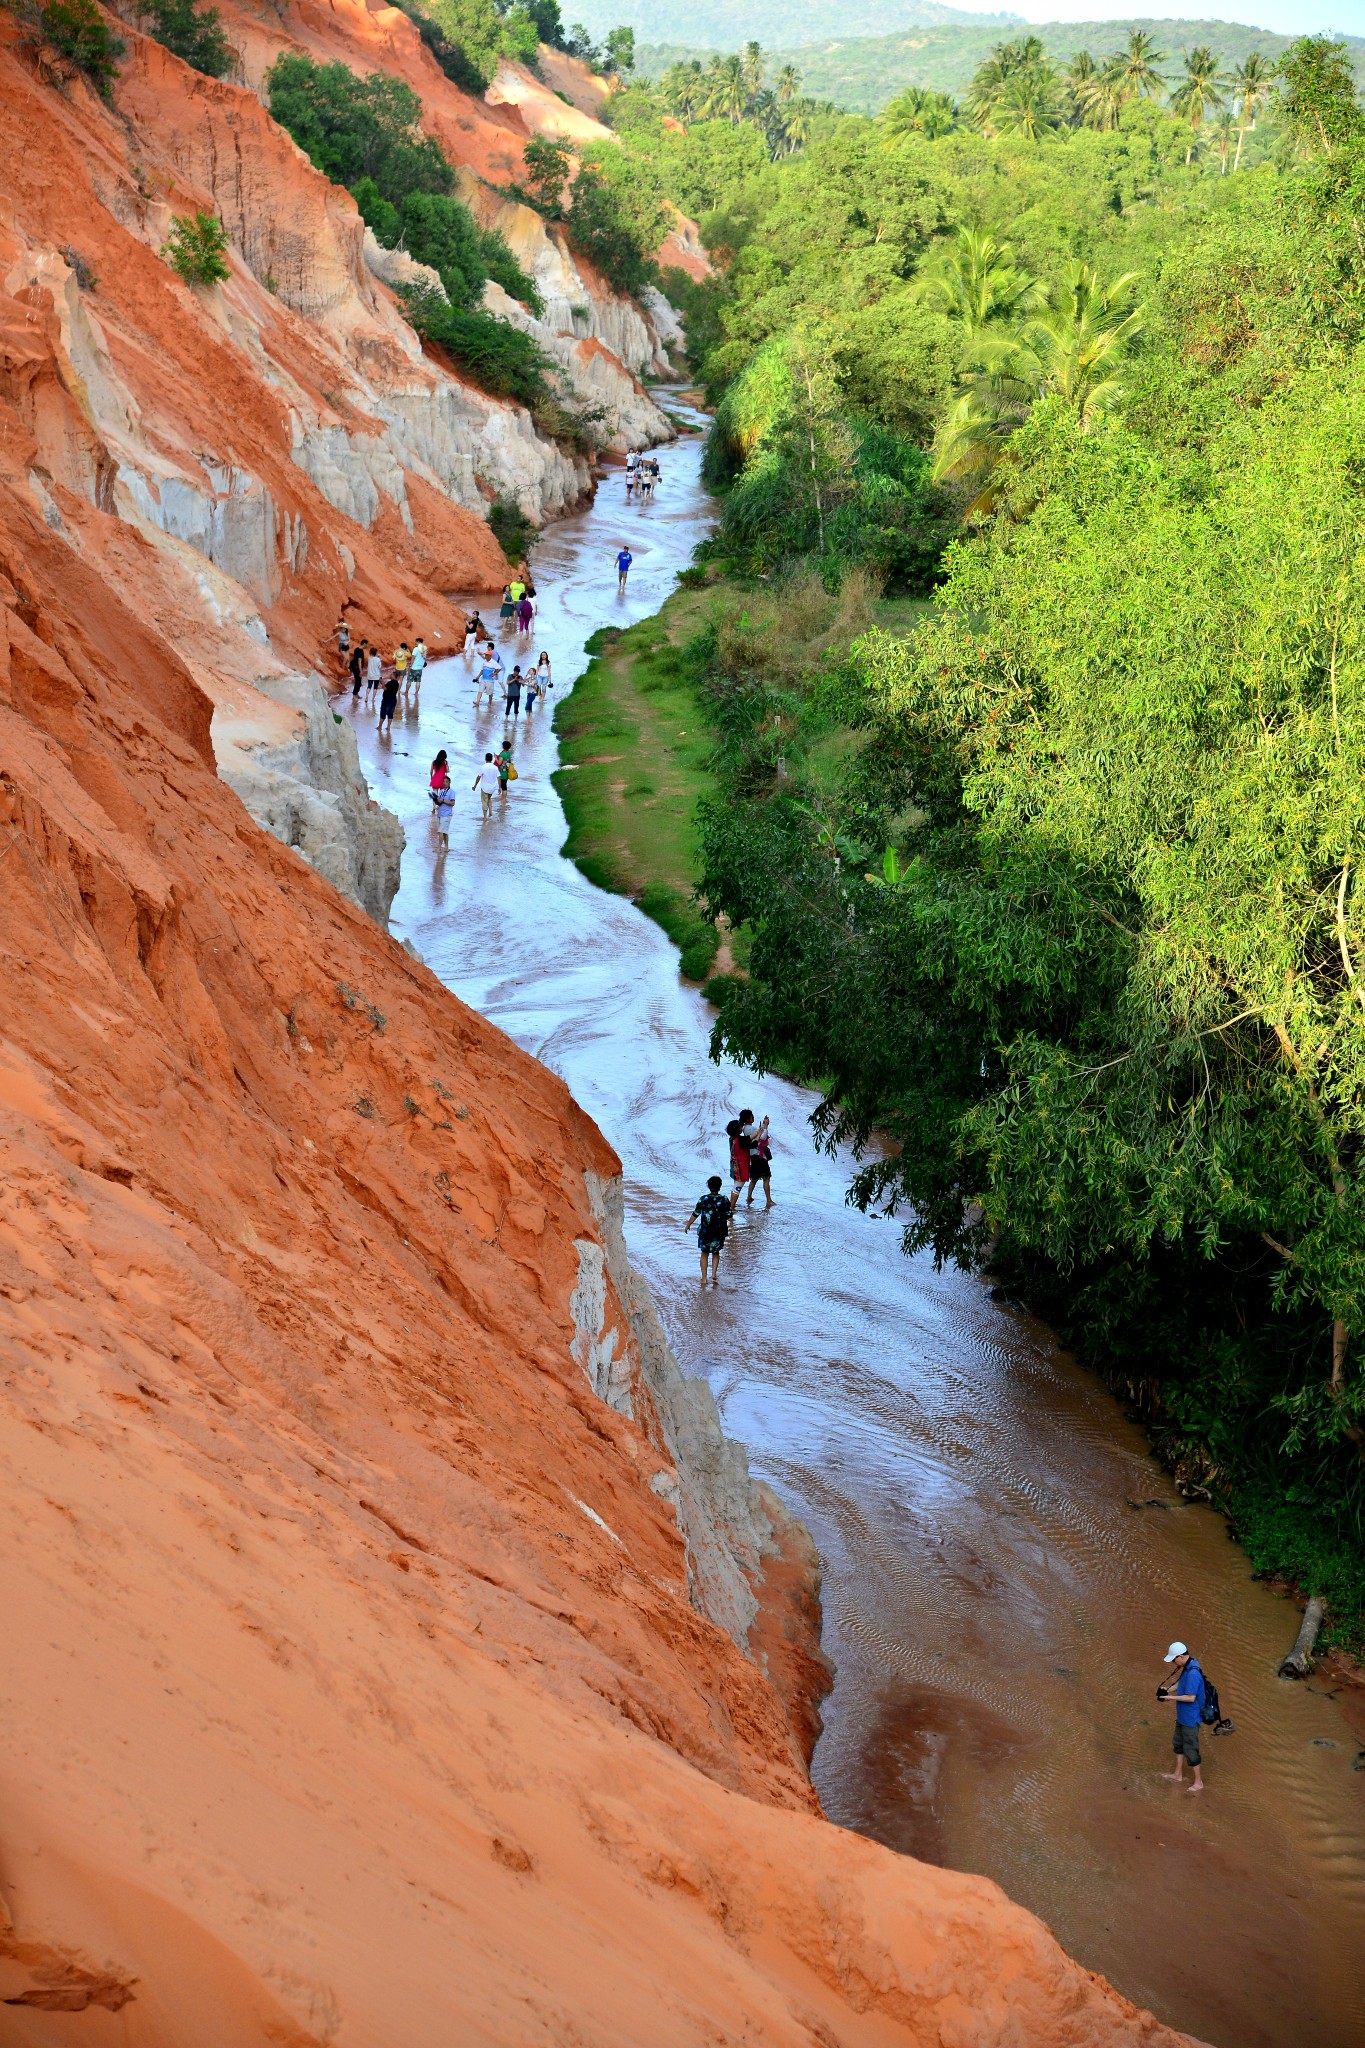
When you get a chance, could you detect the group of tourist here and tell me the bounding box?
[497,572,538,635]
[336,621,430,733]
[684,1110,775,1285]
[625,451,660,501]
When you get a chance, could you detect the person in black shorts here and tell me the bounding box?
[349,640,366,698]
[685,1175,732,1286]
[738,1108,773,1208]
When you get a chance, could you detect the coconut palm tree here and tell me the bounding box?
[884,84,959,138]
[1073,63,1125,131]
[1106,29,1167,102]
[1062,50,1096,125]
[933,262,1145,507]
[781,98,813,154]
[704,52,746,125]
[1168,46,1228,163]
[1210,108,1236,175]
[1231,50,1274,170]
[775,62,800,107]
[966,35,1047,134]
[993,65,1061,140]
[742,40,765,99]
[914,224,1042,334]
[1026,263,1145,411]
[661,59,702,121]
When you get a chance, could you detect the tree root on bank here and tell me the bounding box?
[1278,1593,1326,1678]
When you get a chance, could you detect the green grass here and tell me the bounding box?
[552,580,932,982]
[553,589,723,980]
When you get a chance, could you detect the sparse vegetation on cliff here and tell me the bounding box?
[8,0,125,95]
[162,207,230,285]
[138,0,232,78]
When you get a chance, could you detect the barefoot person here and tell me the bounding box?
[740,1109,773,1208]
[616,544,633,596]
[685,1175,732,1287]
[726,1117,751,1205]
[473,752,499,820]
[1158,1642,1207,1794]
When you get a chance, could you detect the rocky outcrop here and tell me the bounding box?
[212,665,406,926]
[0,434,1203,2048]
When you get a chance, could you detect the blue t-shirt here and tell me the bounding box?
[1174,1660,1206,1726]
[617,550,632,572]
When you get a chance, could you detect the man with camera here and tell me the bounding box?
[1158,1640,1207,1793]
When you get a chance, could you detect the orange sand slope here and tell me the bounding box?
[1,394,1200,2048]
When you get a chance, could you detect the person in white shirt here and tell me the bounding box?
[473,752,500,819]
[364,647,383,702]
[474,644,502,708]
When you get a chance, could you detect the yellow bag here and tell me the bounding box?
[507,763,519,781]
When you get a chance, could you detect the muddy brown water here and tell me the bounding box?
[347,395,1365,2047]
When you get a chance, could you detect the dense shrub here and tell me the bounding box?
[139,0,231,77]
[400,283,549,405]
[12,0,125,95]
[267,54,451,204]
[162,209,231,286]
[564,150,667,297]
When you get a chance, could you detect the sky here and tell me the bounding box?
[947,0,1365,33]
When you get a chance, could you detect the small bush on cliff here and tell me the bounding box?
[10,0,125,96]
[162,210,231,287]
[487,496,536,561]
[354,180,544,316]
[480,227,544,316]
[267,55,452,205]
[139,0,231,77]
[564,150,667,298]
[400,282,549,405]
[390,0,486,95]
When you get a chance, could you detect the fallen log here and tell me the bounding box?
[1278,1594,1326,1678]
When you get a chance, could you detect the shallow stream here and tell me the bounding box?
[346,397,1365,2048]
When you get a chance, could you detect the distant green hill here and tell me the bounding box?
[573,0,1013,47]
[622,16,1365,115]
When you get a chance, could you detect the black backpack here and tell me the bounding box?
[1200,1671,1234,1734]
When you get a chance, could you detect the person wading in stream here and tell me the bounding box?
[473,752,499,820]
[1159,1641,1207,1793]
[349,639,366,699]
[377,665,400,735]
[739,1109,773,1207]
[726,1118,751,1204]
[616,545,633,595]
[685,1175,732,1287]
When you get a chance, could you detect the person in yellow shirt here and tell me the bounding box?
[392,642,410,685]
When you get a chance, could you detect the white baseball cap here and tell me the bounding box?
[1163,1641,1188,1662]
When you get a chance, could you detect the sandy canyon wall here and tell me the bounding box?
[0,0,679,923]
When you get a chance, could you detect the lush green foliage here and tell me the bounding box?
[563,147,669,295]
[162,209,231,286]
[399,283,548,405]
[10,0,125,95]
[139,0,231,77]
[680,38,1365,1631]
[267,55,451,202]
[269,52,556,406]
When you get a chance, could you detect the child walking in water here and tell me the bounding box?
[684,1176,732,1286]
